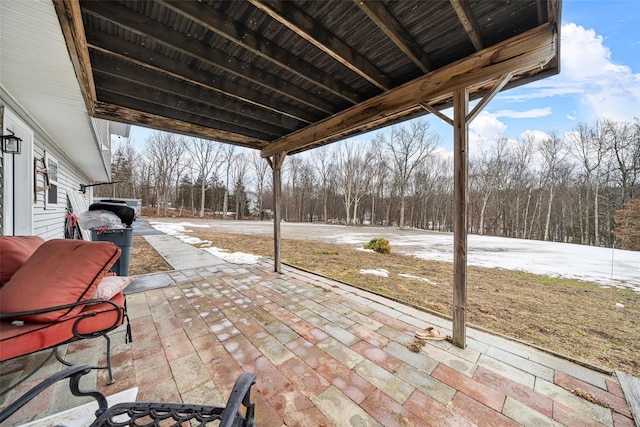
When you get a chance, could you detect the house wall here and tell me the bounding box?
[1,99,103,239]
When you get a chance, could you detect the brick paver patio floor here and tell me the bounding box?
[1,260,635,426]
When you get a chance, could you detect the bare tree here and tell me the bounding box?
[232,152,250,219]
[185,137,225,218]
[249,150,270,220]
[98,137,140,199]
[334,140,375,225]
[221,145,237,220]
[375,121,441,228]
[145,131,186,216]
[312,146,333,223]
[538,130,569,241]
[606,119,640,205]
[511,135,534,238]
[567,121,607,244]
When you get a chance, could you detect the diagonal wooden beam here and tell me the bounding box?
[262,23,557,157]
[467,73,512,122]
[420,102,453,126]
[449,0,484,51]
[354,0,433,73]
[249,0,392,91]
[160,0,363,104]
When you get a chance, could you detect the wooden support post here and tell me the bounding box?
[268,152,286,273]
[452,88,469,348]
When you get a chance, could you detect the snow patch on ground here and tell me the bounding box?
[398,273,436,284]
[203,247,261,265]
[149,221,260,264]
[360,268,389,277]
[149,220,640,292]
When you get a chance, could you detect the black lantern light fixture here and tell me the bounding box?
[1,130,22,154]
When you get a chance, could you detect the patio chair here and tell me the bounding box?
[0,364,256,427]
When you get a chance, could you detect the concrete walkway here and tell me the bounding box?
[143,234,226,269]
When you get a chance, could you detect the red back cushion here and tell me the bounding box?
[0,236,45,285]
[0,239,120,322]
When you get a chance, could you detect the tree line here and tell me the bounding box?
[98,116,640,250]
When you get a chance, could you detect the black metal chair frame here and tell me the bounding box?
[0,364,257,427]
[0,298,130,396]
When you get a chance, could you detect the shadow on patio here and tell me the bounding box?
[0,255,634,426]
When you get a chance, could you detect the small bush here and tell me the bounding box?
[364,237,391,254]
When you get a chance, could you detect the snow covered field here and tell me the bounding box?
[148,219,639,292]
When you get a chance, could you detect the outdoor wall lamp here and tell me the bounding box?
[1,131,22,154]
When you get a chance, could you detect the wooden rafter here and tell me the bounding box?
[87,34,319,125]
[96,80,282,141]
[537,0,546,25]
[354,0,433,73]
[93,102,269,149]
[262,23,557,157]
[160,0,363,104]
[449,0,484,51]
[90,52,304,136]
[82,2,339,116]
[53,0,96,113]
[248,0,392,91]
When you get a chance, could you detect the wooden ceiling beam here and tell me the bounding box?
[93,73,287,139]
[93,102,268,149]
[81,1,338,116]
[90,50,306,133]
[262,23,557,157]
[52,0,97,113]
[249,0,392,91]
[97,88,278,141]
[449,0,484,51]
[354,0,433,73]
[160,0,363,104]
[95,100,267,149]
[87,32,320,125]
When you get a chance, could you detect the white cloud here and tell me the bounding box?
[468,111,507,154]
[493,108,552,119]
[501,23,640,122]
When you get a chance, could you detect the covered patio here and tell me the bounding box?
[0,234,633,426]
[51,0,563,348]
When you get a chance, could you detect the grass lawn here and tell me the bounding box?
[129,231,640,376]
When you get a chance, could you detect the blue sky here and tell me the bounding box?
[128,1,640,154]
[446,0,640,154]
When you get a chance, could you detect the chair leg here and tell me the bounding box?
[103,333,115,385]
[54,333,115,385]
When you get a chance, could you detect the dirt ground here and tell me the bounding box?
[129,236,172,276]
[129,221,640,377]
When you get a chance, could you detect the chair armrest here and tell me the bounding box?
[0,365,107,424]
[220,373,257,427]
[0,298,117,321]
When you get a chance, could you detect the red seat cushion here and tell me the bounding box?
[0,292,125,362]
[0,236,45,285]
[0,239,120,322]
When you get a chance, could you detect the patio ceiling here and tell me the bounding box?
[53,0,561,157]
